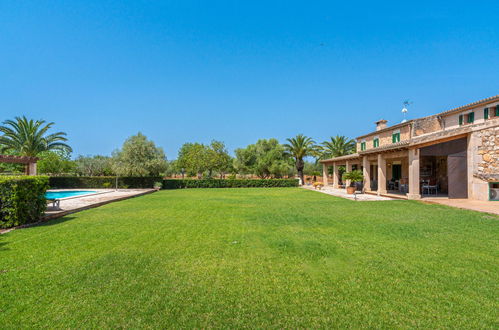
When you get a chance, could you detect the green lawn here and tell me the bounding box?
[1,188,498,328]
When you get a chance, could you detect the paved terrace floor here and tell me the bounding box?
[303,185,498,215]
[423,198,499,215]
[302,185,396,201]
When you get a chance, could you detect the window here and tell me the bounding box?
[360,142,366,151]
[373,138,379,148]
[392,131,400,143]
[496,105,499,117]
[484,108,489,120]
[467,112,474,124]
[459,114,464,126]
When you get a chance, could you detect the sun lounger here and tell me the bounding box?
[46,198,60,209]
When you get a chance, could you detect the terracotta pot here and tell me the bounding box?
[346,186,356,194]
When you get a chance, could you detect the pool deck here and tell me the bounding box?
[1,189,157,234]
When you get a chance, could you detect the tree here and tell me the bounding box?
[176,143,209,178]
[112,133,167,176]
[207,140,233,178]
[164,160,180,178]
[284,134,317,185]
[320,135,356,160]
[0,116,71,157]
[75,155,114,176]
[37,150,76,175]
[303,161,322,176]
[234,139,292,178]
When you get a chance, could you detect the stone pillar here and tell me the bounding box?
[28,162,37,175]
[377,154,387,195]
[345,161,352,187]
[322,163,329,186]
[362,156,370,192]
[467,132,482,200]
[332,163,339,188]
[407,148,421,199]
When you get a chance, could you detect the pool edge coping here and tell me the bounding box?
[45,190,113,201]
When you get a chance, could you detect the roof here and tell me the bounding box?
[320,153,360,163]
[0,155,39,164]
[437,95,499,117]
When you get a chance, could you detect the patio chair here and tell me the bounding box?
[399,178,408,194]
[388,179,397,191]
[422,179,438,196]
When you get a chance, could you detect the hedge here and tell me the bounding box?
[0,176,49,229]
[48,177,299,190]
[162,179,299,189]
[49,176,162,189]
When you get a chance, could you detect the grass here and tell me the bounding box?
[0,188,498,328]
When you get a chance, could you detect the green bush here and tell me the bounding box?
[0,176,49,229]
[162,179,299,189]
[342,170,364,187]
[49,176,162,189]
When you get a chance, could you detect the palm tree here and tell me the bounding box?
[284,134,317,185]
[320,135,356,160]
[0,116,72,157]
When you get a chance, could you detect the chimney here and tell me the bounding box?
[375,119,388,131]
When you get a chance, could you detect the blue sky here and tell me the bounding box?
[1,1,498,158]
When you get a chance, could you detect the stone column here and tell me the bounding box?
[407,148,421,199]
[345,161,352,187]
[332,163,339,188]
[322,163,329,186]
[467,132,483,200]
[377,154,387,195]
[362,156,370,192]
[28,162,37,175]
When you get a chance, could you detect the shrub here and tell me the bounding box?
[162,179,299,189]
[49,176,162,189]
[0,176,49,229]
[342,170,364,187]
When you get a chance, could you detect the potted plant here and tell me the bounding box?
[153,181,163,190]
[342,170,364,194]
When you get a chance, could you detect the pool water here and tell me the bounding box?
[45,191,97,199]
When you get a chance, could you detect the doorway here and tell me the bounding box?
[420,138,468,198]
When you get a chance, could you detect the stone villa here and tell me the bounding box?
[321,95,499,201]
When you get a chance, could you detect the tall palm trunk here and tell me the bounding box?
[296,158,305,185]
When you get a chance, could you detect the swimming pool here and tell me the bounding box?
[45,191,97,199]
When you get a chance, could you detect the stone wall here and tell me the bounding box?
[413,115,443,136]
[475,126,499,182]
[357,124,411,151]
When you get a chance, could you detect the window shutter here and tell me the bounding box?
[496,106,499,117]
[484,108,489,120]
[392,134,395,143]
[468,112,474,123]
[459,115,463,125]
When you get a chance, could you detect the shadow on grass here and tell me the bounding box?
[0,239,8,252]
[38,216,77,228]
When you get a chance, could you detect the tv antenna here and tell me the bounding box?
[401,100,412,123]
